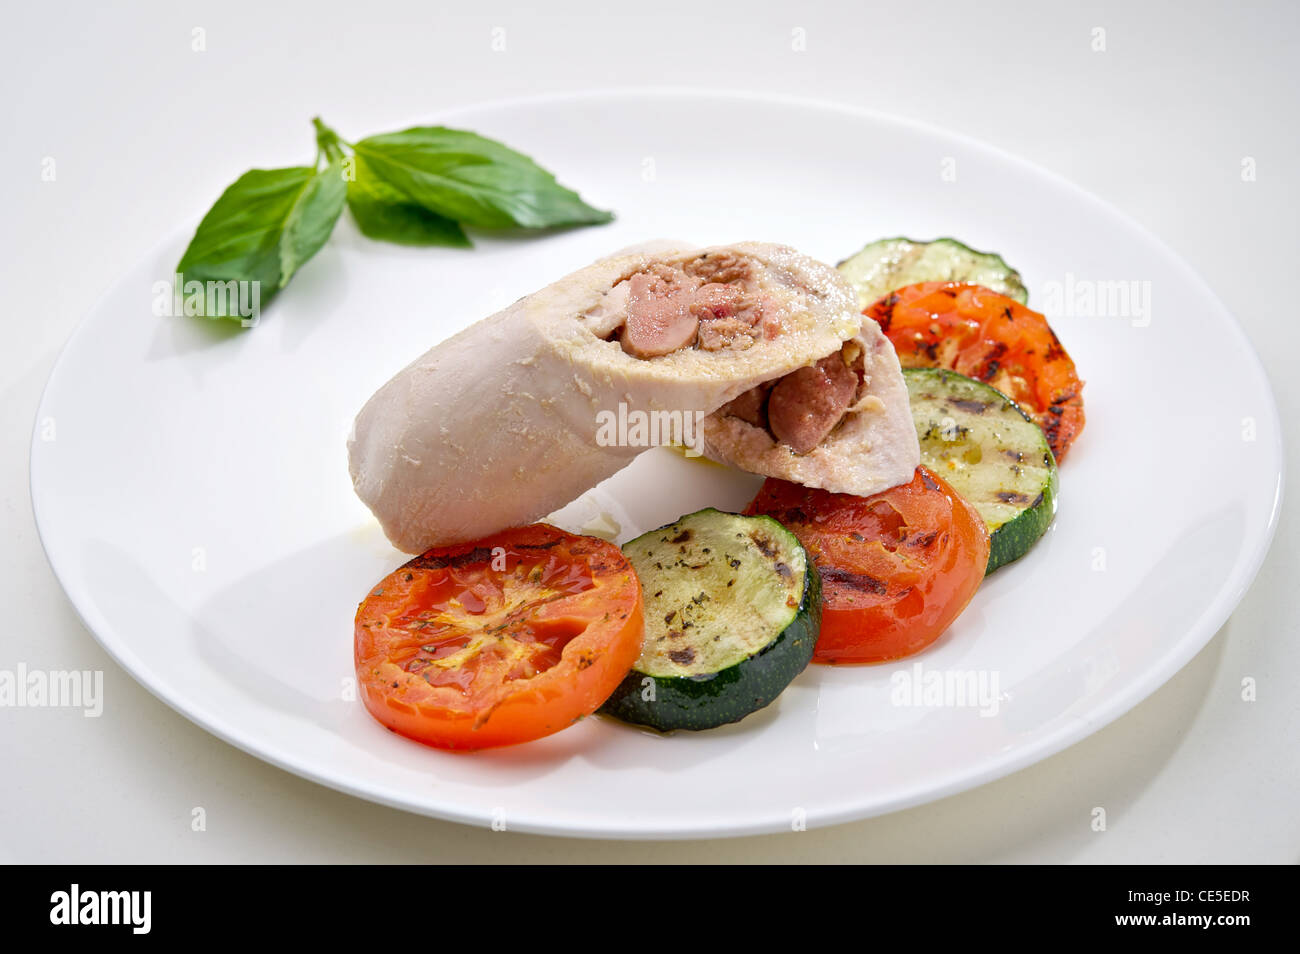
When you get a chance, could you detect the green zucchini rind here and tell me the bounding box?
[904,368,1058,573]
[600,508,821,732]
[837,237,1029,310]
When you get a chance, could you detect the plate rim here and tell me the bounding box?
[29,86,1287,839]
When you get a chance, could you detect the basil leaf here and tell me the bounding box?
[351,126,613,230]
[177,161,347,316]
[280,158,347,283]
[346,155,471,247]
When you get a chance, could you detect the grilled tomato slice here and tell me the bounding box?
[355,524,643,750]
[866,282,1085,460]
[746,468,989,663]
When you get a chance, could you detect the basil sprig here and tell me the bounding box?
[176,117,612,321]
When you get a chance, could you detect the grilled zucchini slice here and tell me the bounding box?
[838,237,1028,310]
[904,368,1057,572]
[599,509,821,732]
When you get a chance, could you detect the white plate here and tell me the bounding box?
[31,90,1283,838]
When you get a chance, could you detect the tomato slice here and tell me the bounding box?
[354,524,644,750]
[745,468,989,664]
[866,282,1085,460]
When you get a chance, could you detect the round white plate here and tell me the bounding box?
[31,90,1283,838]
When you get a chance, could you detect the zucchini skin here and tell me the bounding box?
[600,559,822,732]
[986,460,1058,573]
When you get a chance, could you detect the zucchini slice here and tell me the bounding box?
[904,369,1057,573]
[600,509,821,732]
[837,237,1029,310]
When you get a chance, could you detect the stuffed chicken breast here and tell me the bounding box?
[348,241,861,552]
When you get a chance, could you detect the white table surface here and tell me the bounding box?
[2,0,1295,863]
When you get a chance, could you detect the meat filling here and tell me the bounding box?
[720,346,863,455]
[613,253,777,358]
[718,380,773,428]
[620,266,702,358]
